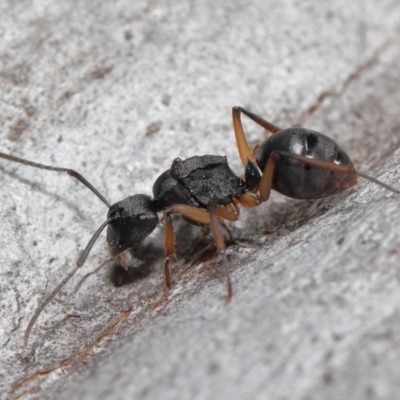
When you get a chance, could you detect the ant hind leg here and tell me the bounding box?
[232,106,282,166]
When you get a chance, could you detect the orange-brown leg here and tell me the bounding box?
[119,252,129,271]
[235,192,261,208]
[163,211,176,289]
[282,152,357,174]
[285,154,400,195]
[170,202,239,301]
[258,150,360,202]
[213,203,240,221]
[252,144,260,158]
[232,106,282,166]
[169,203,240,224]
[161,206,229,291]
[236,107,282,133]
[232,107,257,166]
[169,204,212,224]
[208,203,233,303]
[258,151,280,202]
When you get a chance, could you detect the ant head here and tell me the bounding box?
[106,194,159,257]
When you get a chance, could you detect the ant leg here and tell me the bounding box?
[169,203,238,301]
[235,192,260,208]
[251,144,260,158]
[259,151,400,201]
[164,211,177,289]
[235,107,282,133]
[283,152,400,195]
[170,203,240,224]
[208,203,233,303]
[232,107,257,166]
[0,152,111,207]
[169,204,211,224]
[258,150,357,202]
[120,252,129,271]
[258,151,281,202]
[213,203,240,221]
[232,107,281,166]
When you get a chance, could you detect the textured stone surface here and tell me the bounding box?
[1,1,400,399]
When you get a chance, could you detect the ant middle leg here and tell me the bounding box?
[162,205,211,290]
[163,211,177,289]
[168,203,239,299]
[208,203,233,303]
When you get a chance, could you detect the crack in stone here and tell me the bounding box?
[298,35,399,125]
[8,308,132,398]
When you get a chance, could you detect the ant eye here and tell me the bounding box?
[137,214,147,220]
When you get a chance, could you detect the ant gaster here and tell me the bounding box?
[0,107,398,348]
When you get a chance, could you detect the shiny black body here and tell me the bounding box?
[153,155,246,209]
[255,128,356,199]
[107,194,159,257]
[4,105,397,348]
[107,155,247,256]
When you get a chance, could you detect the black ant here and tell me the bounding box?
[1,107,398,348]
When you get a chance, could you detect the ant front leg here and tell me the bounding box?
[232,107,282,166]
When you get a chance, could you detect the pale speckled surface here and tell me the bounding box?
[1,1,400,399]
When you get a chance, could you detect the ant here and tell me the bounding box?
[1,107,398,348]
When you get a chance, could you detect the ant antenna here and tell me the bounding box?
[77,218,115,266]
[23,216,116,348]
[0,152,117,346]
[23,264,79,348]
[0,152,111,207]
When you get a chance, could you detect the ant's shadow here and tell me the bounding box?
[108,218,216,287]
[108,193,344,288]
[109,243,163,287]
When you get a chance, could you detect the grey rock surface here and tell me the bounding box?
[1,1,400,399]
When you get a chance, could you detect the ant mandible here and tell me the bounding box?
[0,107,398,348]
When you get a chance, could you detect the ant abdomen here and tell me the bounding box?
[255,128,357,199]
